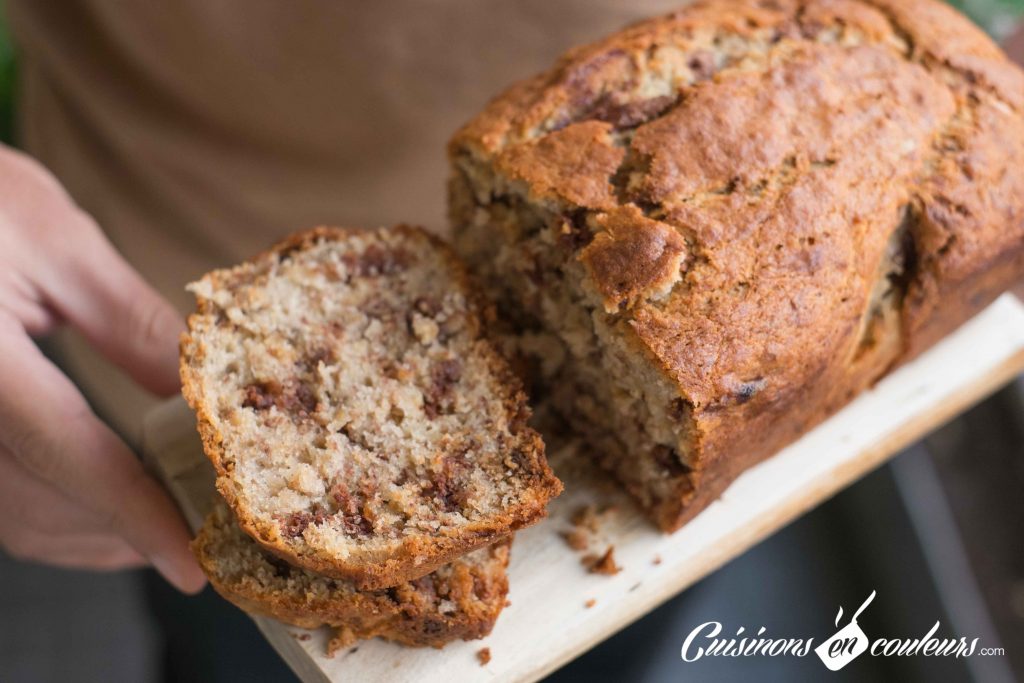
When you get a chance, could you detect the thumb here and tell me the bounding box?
[38,208,184,396]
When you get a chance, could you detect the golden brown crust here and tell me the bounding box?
[450,0,1024,530]
[493,120,625,210]
[181,226,561,587]
[191,503,510,649]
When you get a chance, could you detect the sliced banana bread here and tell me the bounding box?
[449,0,1024,530]
[181,226,560,589]
[193,501,510,649]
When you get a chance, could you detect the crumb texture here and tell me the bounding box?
[192,501,510,649]
[449,0,1024,530]
[181,226,560,586]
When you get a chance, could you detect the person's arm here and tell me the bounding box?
[0,143,204,593]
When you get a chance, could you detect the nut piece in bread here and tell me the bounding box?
[181,226,561,588]
[449,0,1024,530]
[192,501,510,649]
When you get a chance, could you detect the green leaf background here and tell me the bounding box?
[0,1,1020,146]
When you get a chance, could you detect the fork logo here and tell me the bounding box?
[814,591,876,671]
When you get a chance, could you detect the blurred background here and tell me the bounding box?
[0,2,1022,682]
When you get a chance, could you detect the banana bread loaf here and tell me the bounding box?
[449,0,1024,530]
[193,501,510,649]
[181,226,560,588]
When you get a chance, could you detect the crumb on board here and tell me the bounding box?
[477,647,492,666]
[326,627,357,657]
[561,528,590,551]
[584,598,597,609]
[564,503,621,553]
[652,554,662,566]
[571,505,600,532]
[583,547,622,575]
[291,632,312,642]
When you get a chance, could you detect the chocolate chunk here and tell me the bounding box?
[329,482,373,537]
[587,93,679,130]
[280,507,328,538]
[735,378,767,403]
[242,381,282,410]
[282,382,318,416]
[423,358,463,418]
[280,512,309,538]
[652,444,691,477]
[687,50,717,81]
[420,620,446,636]
[413,296,441,317]
[242,379,317,419]
[265,554,294,579]
[667,398,691,422]
[558,211,594,251]
[343,245,411,277]
[563,48,630,114]
[299,347,335,371]
[425,448,471,512]
[276,242,303,263]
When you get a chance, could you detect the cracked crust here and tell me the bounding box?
[193,501,510,649]
[181,226,561,588]
[449,0,1024,530]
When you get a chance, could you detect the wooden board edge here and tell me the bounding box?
[517,346,1024,683]
[253,617,333,683]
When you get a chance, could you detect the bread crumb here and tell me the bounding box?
[571,505,599,532]
[293,633,312,642]
[327,626,357,657]
[652,554,662,566]
[477,647,492,666]
[584,598,596,608]
[583,547,621,575]
[561,528,590,551]
[565,503,621,553]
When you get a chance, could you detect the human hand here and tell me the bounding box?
[0,143,204,593]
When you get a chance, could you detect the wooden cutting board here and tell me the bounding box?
[141,293,1024,683]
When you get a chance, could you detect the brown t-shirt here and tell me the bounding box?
[5,0,681,433]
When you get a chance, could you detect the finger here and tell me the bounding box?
[0,449,117,536]
[1,529,147,571]
[0,326,205,593]
[40,210,183,395]
[0,145,182,396]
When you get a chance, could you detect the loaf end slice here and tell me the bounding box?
[181,226,560,588]
[449,0,1024,530]
[192,501,510,649]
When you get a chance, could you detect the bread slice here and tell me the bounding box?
[448,0,1024,531]
[181,226,561,589]
[193,501,510,649]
